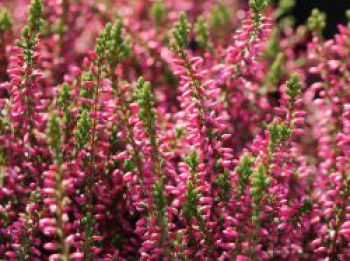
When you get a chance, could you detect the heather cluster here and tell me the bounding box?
[0,0,349,260]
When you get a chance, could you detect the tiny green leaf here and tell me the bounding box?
[171,12,190,52]
[307,8,326,34]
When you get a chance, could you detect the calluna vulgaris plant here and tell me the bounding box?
[0,0,350,260]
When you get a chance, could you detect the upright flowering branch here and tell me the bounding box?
[242,74,303,258]
[226,0,269,77]
[171,15,211,258]
[249,0,268,25]
[0,2,44,259]
[307,9,326,38]
[221,0,271,149]
[171,12,233,259]
[10,0,43,133]
[42,112,71,261]
[0,9,11,184]
[0,9,11,83]
[150,0,166,30]
[306,14,350,258]
[6,0,43,174]
[97,22,145,182]
[136,77,172,259]
[249,121,289,254]
[328,103,350,259]
[1,0,350,260]
[74,110,92,152]
[57,83,74,153]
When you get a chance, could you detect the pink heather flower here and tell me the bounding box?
[1,0,350,260]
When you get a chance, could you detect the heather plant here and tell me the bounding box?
[0,0,350,260]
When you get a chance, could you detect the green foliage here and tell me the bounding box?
[251,164,270,223]
[236,154,254,193]
[286,73,302,104]
[175,127,184,138]
[183,180,200,220]
[300,199,313,214]
[0,9,12,33]
[275,0,296,28]
[81,212,96,259]
[57,84,72,125]
[0,117,9,186]
[75,110,92,151]
[194,16,210,49]
[249,0,268,13]
[47,112,62,156]
[183,150,200,219]
[136,77,156,138]
[151,0,166,26]
[265,29,280,59]
[264,53,285,91]
[278,0,295,10]
[268,121,291,152]
[171,12,190,52]
[346,10,350,27]
[185,150,199,174]
[209,4,230,32]
[28,0,43,36]
[96,20,131,68]
[307,8,326,34]
[154,180,167,223]
[16,0,43,63]
[216,170,231,202]
[251,164,270,200]
[58,84,71,108]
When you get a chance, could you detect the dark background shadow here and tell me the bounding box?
[291,0,350,38]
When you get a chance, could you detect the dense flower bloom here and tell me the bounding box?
[0,0,350,260]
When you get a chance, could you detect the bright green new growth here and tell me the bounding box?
[216,170,231,202]
[57,84,72,125]
[251,164,270,223]
[137,77,156,138]
[96,20,131,68]
[28,0,43,35]
[286,73,302,104]
[136,77,169,252]
[236,153,254,193]
[268,120,291,152]
[346,10,350,27]
[264,53,285,91]
[210,4,230,32]
[19,0,43,43]
[151,0,166,26]
[278,0,295,10]
[183,150,200,220]
[16,0,43,62]
[186,149,199,174]
[249,0,268,13]
[58,84,71,109]
[75,110,92,151]
[183,180,201,220]
[307,8,326,34]
[0,9,12,33]
[171,12,190,52]
[182,150,203,221]
[249,0,269,36]
[47,112,62,157]
[182,150,200,220]
[194,16,210,49]
[276,0,296,28]
[153,180,168,245]
[81,212,96,260]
